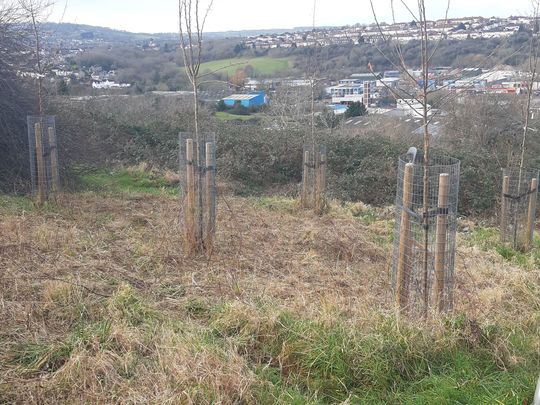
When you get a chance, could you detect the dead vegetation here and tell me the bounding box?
[0,182,539,402]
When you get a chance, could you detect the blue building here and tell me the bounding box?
[222,91,268,108]
[329,104,348,115]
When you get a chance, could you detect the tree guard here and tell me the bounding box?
[391,152,460,313]
[301,143,327,214]
[500,168,539,251]
[27,115,60,204]
[179,132,217,254]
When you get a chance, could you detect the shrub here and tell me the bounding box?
[44,94,539,217]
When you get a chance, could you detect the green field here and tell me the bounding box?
[199,56,291,76]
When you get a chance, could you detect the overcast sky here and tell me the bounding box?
[49,0,537,34]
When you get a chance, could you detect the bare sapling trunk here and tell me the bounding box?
[419,0,431,317]
[31,12,43,116]
[204,141,216,251]
[19,0,54,206]
[193,80,204,246]
[514,0,540,250]
[19,0,54,115]
[179,0,214,254]
[310,0,317,158]
[303,0,326,212]
[518,1,540,182]
[34,122,45,205]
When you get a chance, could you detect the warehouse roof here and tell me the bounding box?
[223,94,261,100]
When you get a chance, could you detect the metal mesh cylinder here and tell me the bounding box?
[179,132,217,253]
[301,143,327,212]
[391,152,460,313]
[500,168,539,251]
[27,115,60,201]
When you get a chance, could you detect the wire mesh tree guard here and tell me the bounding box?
[179,132,216,255]
[27,116,60,205]
[500,168,539,252]
[301,144,327,214]
[391,151,460,313]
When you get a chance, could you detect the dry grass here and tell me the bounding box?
[1,188,539,403]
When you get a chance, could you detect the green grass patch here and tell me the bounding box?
[210,303,537,404]
[6,292,538,402]
[247,196,298,213]
[215,111,259,122]
[199,57,291,77]
[0,193,65,214]
[254,366,319,404]
[11,341,73,372]
[75,168,177,196]
[468,227,540,267]
[349,206,379,225]
[108,284,158,326]
[0,194,37,212]
[9,285,156,376]
[11,320,112,372]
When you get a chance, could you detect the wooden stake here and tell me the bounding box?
[396,163,414,309]
[433,173,449,312]
[185,139,196,252]
[204,142,216,251]
[320,149,327,203]
[315,148,327,214]
[501,175,510,242]
[314,148,321,213]
[48,127,60,193]
[526,177,538,250]
[34,122,45,206]
[302,150,310,208]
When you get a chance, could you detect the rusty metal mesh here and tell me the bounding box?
[27,115,60,198]
[500,168,539,251]
[391,152,460,313]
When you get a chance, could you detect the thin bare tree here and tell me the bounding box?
[518,1,540,181]
[369,0,451,315]
[178,0,214,140]
[417,0,431,316]
[509,0,540,250]
[308,0,318,150]
[300,0,327,212]
[18,0,53,116]
[178,0,215,253]
[0,1,33,190]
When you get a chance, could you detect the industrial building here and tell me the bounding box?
[222,91,268,108]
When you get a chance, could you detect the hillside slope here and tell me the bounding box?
[0,170,539,403]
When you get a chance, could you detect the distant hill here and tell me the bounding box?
[43,23,177,44]
[43,23,311,45]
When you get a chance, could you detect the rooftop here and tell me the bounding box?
[223,93,261,100]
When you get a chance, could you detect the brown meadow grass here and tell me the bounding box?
[0,186,539,403]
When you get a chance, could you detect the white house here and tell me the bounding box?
[92,80,131,89]
[396,99,433,118]
[329,84,364,104]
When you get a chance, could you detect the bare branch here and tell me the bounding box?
[427,0,450,64]
[518,0,540,177]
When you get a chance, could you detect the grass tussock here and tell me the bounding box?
[210,302,535,403]
[1,169,539,403]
